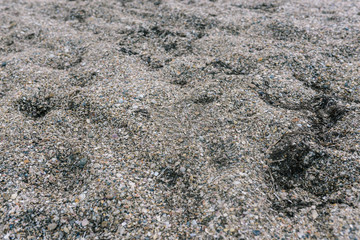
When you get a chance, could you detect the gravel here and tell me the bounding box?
[0,0,359,239]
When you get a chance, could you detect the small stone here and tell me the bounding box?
[191,220,197,226]
[180,167,186,173]
[11,193,17,199]
[82,219,89,227]
[311,209,318,219]
[48,223,57,231]
[79,193,86,201]
[3,193,10,201]
[77,158,87,168]
[63,227,69,233]
[105,192,114,200]
[1,62,6,67]
[252,230,261,236]
[101,221,109,228]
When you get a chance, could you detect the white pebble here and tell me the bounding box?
[82,219,89,226]
[79,193,86,201]
[311,210,318,219]
[48,223,57,231]
[11,193,17,199]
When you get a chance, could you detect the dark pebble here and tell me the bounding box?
[1,62,6,67]
[258,91,265,96]
[253,230,261,236]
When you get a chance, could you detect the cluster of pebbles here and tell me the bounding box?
[1,0,359,239]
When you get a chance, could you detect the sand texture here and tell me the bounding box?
[1,0,360,239]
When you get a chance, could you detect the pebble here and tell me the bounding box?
[180,167,186,173]
[79,193,86,201]
[47,223,57,231]
[101,221,109,228]
[253,230,261,236]
[11,193,17,200]
[82,219,89,227]
[63,227,70,233]
[106,192,115,200]
[3,193,10,201]
[77,158,88,168]
[311,210,319,219]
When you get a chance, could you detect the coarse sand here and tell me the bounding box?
[0,0,360,239]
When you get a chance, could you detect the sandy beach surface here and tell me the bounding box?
[1,0,360,239]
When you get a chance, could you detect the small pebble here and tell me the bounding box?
[48,223,57,231]
[63,227,70,233]
[3,193,10,201]
[79,193,86,201]
[101,221,109,228]
[311,210,319,219]
[105,192,114,200]
[11,193,17,200]
[77,158,87,168]
[82,219,89,227]
[253,230,261,236]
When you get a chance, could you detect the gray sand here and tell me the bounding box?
[1,0,360,239]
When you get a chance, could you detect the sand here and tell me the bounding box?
[0,0,360,239]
